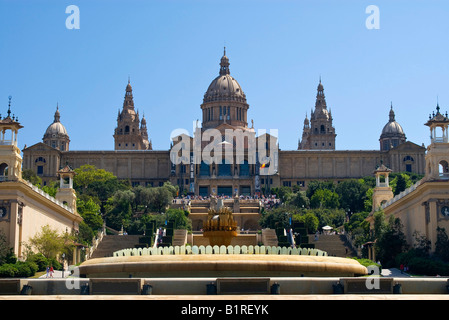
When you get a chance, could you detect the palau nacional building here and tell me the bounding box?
[0,49,447,256]
[22,49,427,198]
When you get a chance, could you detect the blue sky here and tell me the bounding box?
[0,0,448,152]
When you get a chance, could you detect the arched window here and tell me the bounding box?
[200,161,210,176]
[35,157,46,163]
[403,156,415,173]
[218,159,231,176]
[439,160,449,179]
[240,160,249,176]
[320,125,325,133]
[0,163,8,181]
[125,125,130,133]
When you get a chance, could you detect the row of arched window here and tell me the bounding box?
[204,106,245,122]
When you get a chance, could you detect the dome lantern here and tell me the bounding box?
[379,103,406,151]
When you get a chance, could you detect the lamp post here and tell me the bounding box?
[61,253,65,278]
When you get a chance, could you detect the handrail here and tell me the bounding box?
[85,226,105,260]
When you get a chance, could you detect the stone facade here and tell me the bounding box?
[0,102,82,261]
[367,105,449,253]
[22,50,426,195]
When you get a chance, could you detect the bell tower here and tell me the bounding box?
[55,164,77,212]
[299,79,336,150]
[113,79,151,150]
[424,104,449,181]
[371,163,394,211]
[0,96,23,182]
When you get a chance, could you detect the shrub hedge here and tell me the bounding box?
[396,250,449,276]
[352,258,382,273]
[0,261,38,278]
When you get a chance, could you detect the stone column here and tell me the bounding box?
[8,201,19,257]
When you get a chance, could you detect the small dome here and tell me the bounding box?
[381,106,405,136]
[381,121,404,135]
[44,107,69,137]
[203,74,246,103]
[45,122,68,136]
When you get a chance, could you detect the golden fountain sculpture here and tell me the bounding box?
[203,207,238,246]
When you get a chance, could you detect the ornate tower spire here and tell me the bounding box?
[6,95,12,119]
[219,47,230,76]
[54,105,60,123]
[315,79,327,110]
[389,102,395,122]
[300,79,336,150]
[114,79,151,150]
[124,78,134,109]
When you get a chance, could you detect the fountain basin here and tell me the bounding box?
[79,254,367,278]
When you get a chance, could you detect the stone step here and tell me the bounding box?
[90,235,142,259]
[307,234,356,257]
[172,229,187,246]
[262,228,278,246]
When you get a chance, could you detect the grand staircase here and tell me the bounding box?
[262,228,279,246]
[89,235,142,259]
[172,229,188,246]
[308,234,356,257]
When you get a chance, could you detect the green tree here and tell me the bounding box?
[0,230,16,265]
[27,225,70,260]
[310,207,346,230]
[22,169,42,186]
[335,179,369,213]
[435,227,449,262]
[73,165,129,205]
[373,209,387,239]
[147,186,173,213]
[133,185,153,212]
[412,231,431,258]
[259,206,302,229]
[104,189,135,231]
[310,189,340,209]
[293,211,319,233]
[306,180,335,199]
[77,197,104,232]
[271,186,294,203]
[162,181,179,198]
[375,214,408,267]
[363,187,374,212]
[165,208,192,231]
[287,190,309,208]
[390,173,411,196]
[41,180,58,198]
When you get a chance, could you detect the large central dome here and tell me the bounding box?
[203,49,247,104]
[200,49,250,130]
